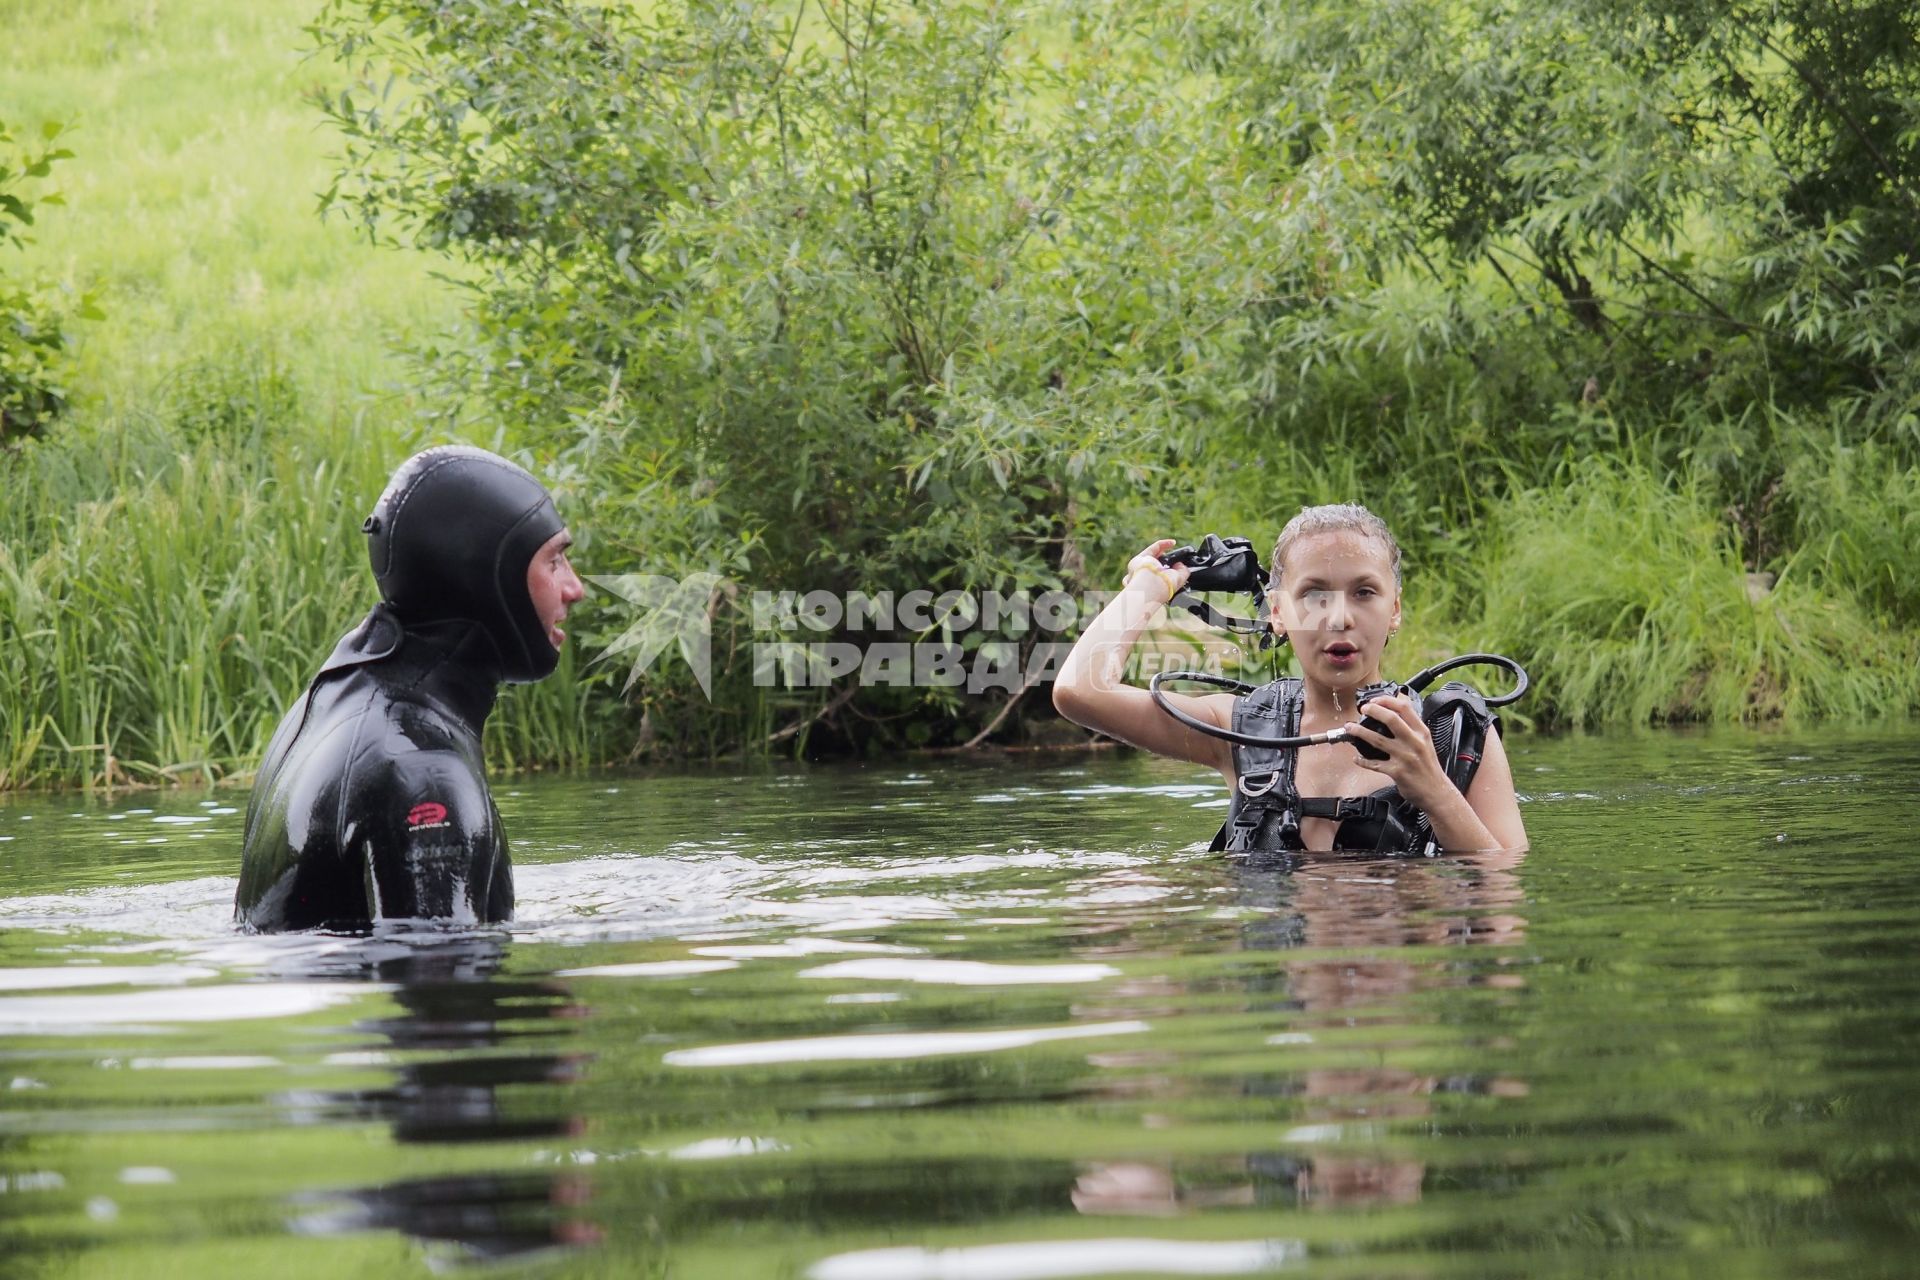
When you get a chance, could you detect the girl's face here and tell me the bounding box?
[1269,530,1401,688]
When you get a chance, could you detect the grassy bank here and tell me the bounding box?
[0,0,447,402]
[1,0,1917,790]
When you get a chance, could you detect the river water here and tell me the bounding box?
[2,727,1917,1278]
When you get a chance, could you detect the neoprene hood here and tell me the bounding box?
[363,445,565,683]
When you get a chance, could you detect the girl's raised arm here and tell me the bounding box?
[1052,540,1236,776]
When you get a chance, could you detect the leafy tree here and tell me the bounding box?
[310,0,1291,752]
[1193,0,1920,558]
[1,119,93,446]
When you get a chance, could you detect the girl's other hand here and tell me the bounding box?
[1343,694,1449,806]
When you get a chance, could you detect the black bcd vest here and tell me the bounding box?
[1210,678,1497,856]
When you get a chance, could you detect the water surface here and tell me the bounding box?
[3,728,1918,1278]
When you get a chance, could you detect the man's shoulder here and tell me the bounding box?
[373,689,481,755]
[347,744,496,839]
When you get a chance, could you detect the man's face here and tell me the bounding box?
[527,529,585,650]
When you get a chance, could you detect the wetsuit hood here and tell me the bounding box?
[361,446,565,684]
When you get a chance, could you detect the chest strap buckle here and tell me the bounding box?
[1298,795,1389,822]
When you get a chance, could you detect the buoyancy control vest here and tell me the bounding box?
[1210,678,1498,856]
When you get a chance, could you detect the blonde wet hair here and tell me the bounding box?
[1268,503,1403,591]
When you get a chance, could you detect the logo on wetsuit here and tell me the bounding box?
[406,801,451,831]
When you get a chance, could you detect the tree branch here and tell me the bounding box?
[766,679,861,746]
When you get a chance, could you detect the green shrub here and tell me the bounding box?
[309,0,1298,753]
[1,118,96,445]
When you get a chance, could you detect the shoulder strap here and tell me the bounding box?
[1226,677,1301,784]
[1212,678,1305,852]
[1422,681,1497,797]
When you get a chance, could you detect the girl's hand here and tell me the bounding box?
[1124,539,1191,603]
[1342,694,1449,807]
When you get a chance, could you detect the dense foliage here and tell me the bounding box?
[0,118,93,445]
[310,0,1306,751]
[1194,0,1920,543]
[307,0,1919,753]
[1,0,1916,787]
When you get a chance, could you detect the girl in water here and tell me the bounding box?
[1053,505,1525,853]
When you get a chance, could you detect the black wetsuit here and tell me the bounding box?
[236,446,564,932]
[235,611,512,929]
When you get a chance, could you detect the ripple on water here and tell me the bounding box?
[0,983,388,1034]
[807,1239,1308,1280]
[662,1019,1152,1068]
[1,733,1917,1277]
[796,958,1120,986]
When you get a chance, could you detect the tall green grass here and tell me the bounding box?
[1477,457,1920,728]
[0,366,616,789]
[1782,434,1920,626]
[0,402,379,787]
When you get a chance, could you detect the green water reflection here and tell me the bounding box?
[2,726,1918,1278]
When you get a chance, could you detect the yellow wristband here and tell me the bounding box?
[1125,563,1181,601]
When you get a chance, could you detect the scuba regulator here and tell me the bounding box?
[1157,535,1276,646]
[1146,534,1529,759]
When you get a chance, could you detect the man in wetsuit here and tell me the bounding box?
[235,446,585,931]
